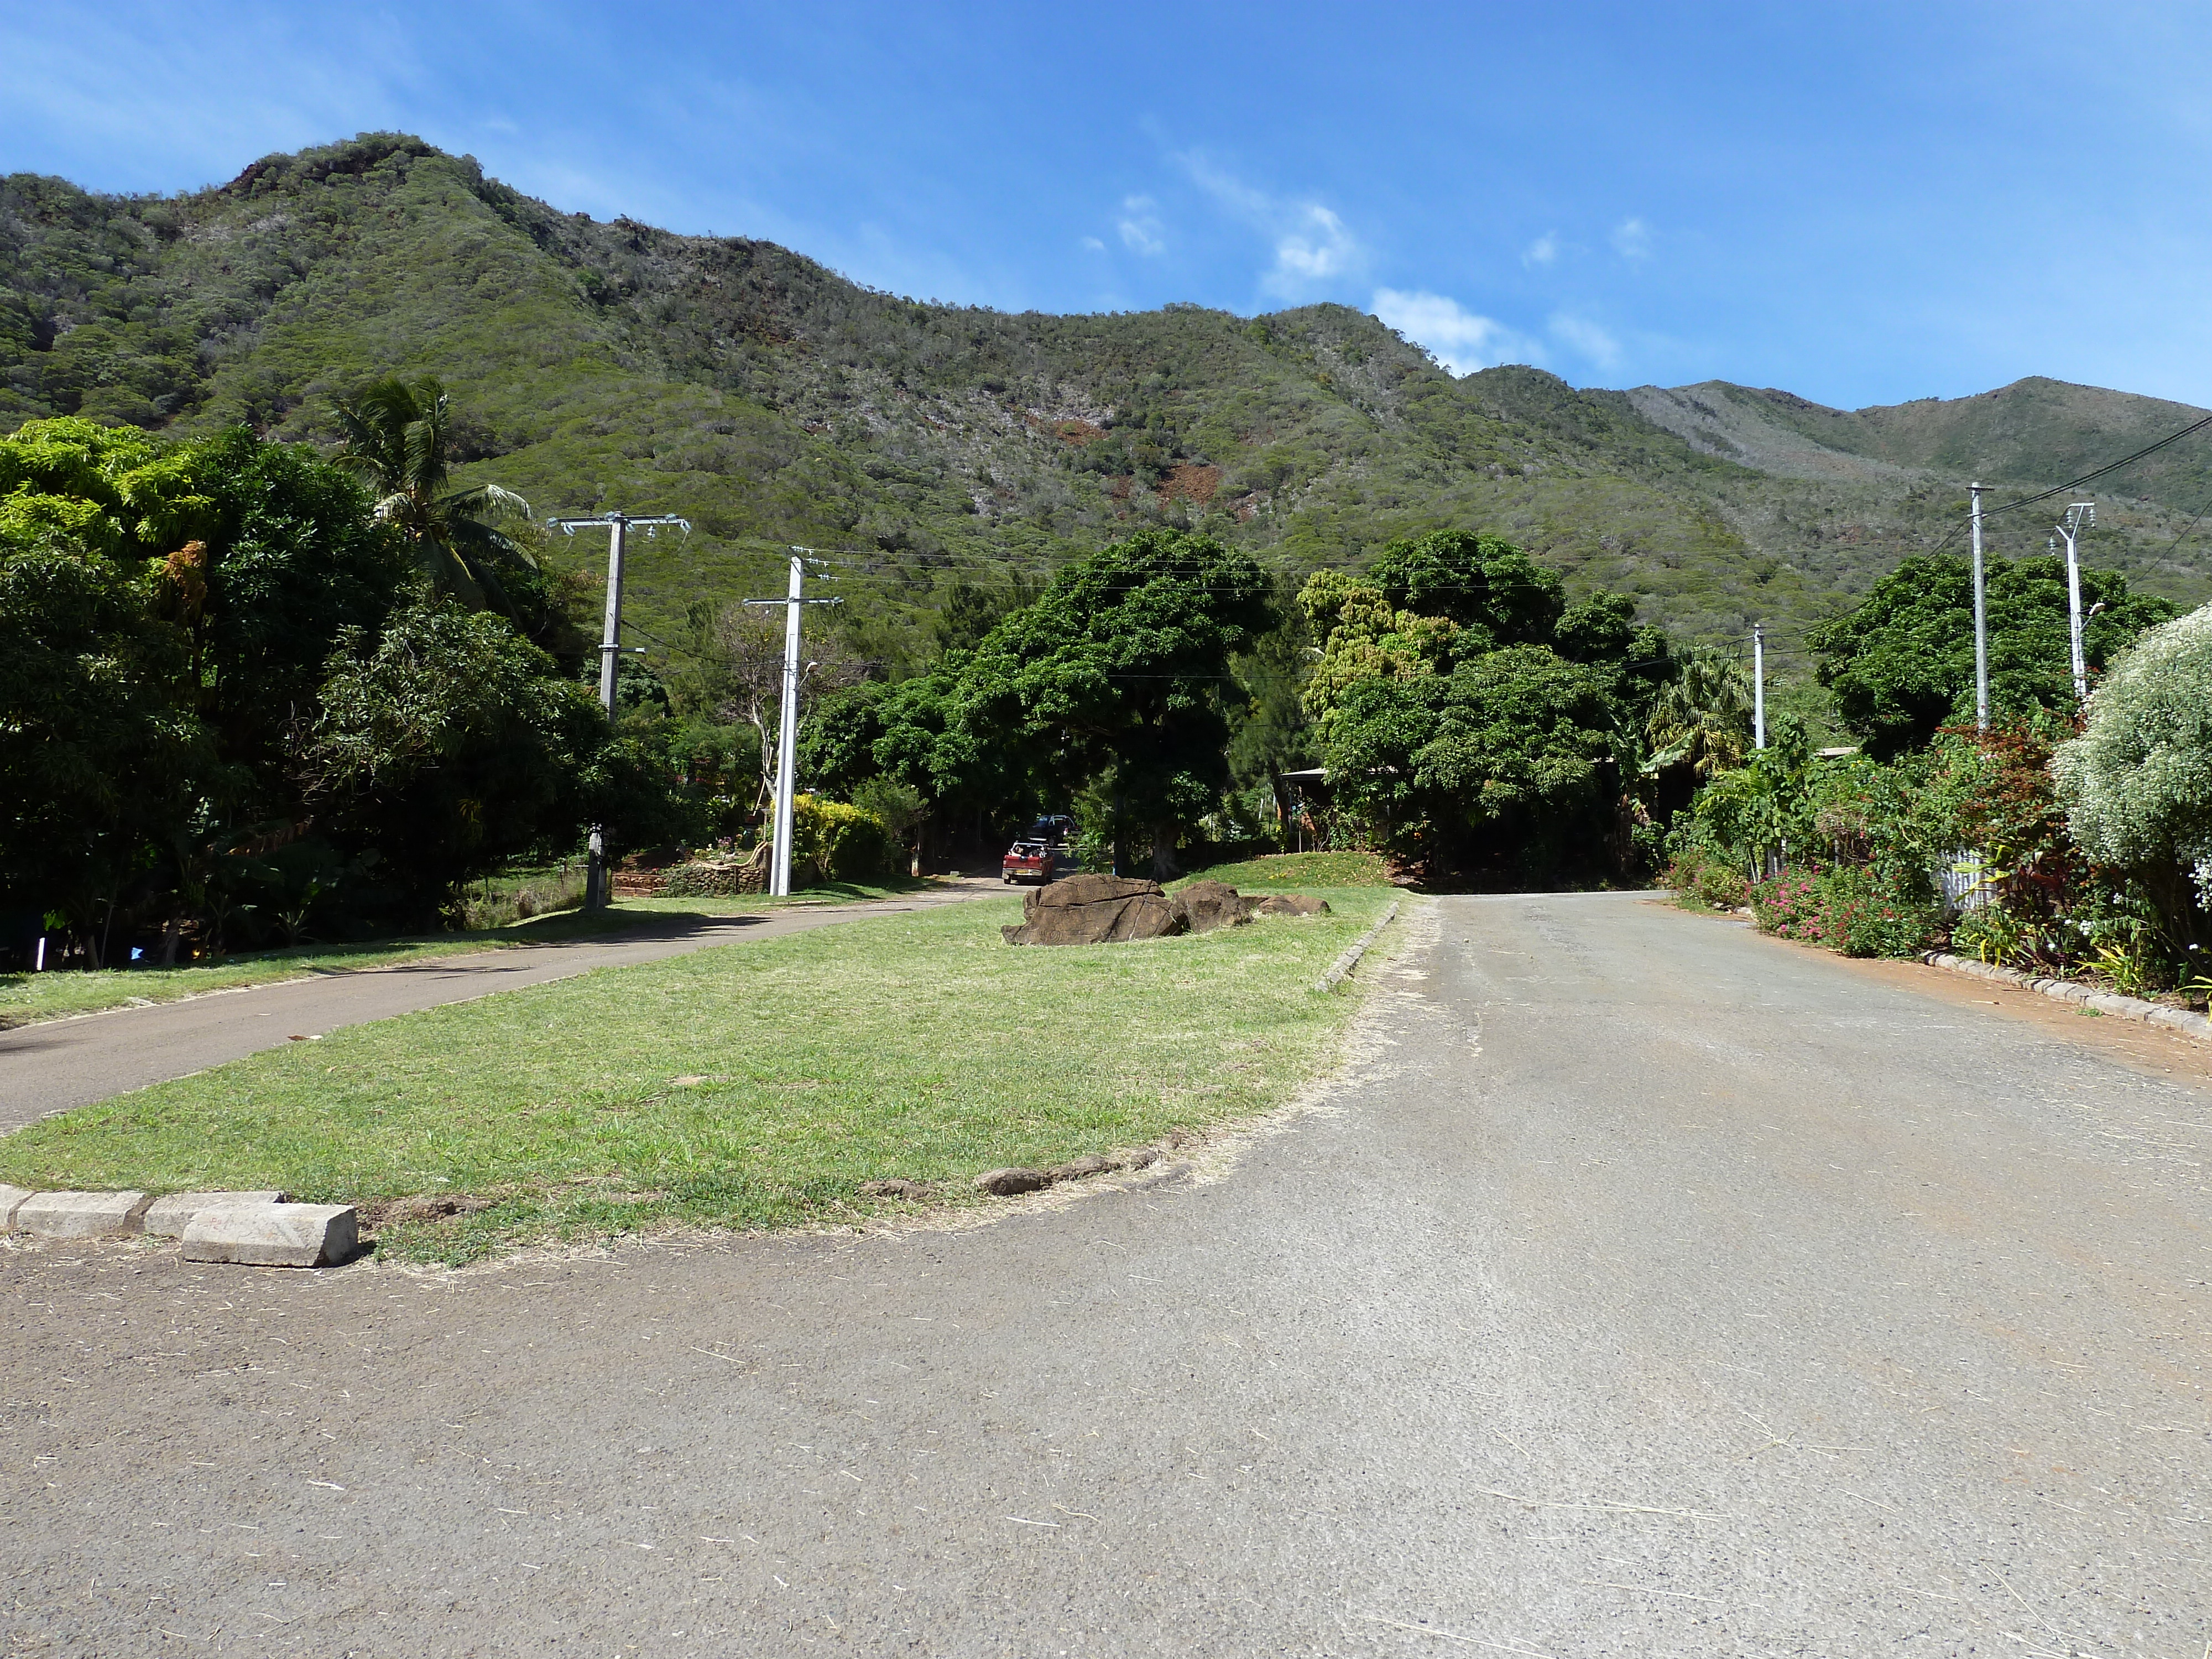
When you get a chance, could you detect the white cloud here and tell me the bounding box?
[1549,311,1623,371]
[1117,196,1165,256]
[1272,204,1358,286]
[1080,235,1106,252]
[1374,289,1543,375]
[1180,153,1364,297]
[1610,216,1653,260]
[1523,232,1559,267]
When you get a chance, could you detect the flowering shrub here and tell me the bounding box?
[1752,864,1940,958]
[1663,847,1752,911]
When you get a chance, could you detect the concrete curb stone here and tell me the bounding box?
[1316,900,1401,993]
[15,1190,153,1238]
[1922,951,2212,1044]
[143,1190,288,1238]
[180,1202,358,1268]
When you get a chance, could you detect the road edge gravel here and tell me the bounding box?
[1921,950,2212,1042]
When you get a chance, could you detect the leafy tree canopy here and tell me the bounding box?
[299,601,608,915]
[1295,530,1683,879]
[1325,646,1629,878]
[963,528,1275,872]
[1365,528,1566,650]
[1808,552,2177,759]
[0,416,410,938]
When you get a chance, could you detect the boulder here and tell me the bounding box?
[1171,880,1256,933]
[1001,874,1187,946]
[1254,893,1331,917]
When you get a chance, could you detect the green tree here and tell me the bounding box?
[1366,528,1566,649]
[1,419,223,957]
[0,525,205,962]
[297,601,609,919]
[170,428,409,796]
[1808,552,2177,758]
[331,375,538,619]
[968,528,1275,876]
[1324,646,1627,878]
[933,573,1041,655]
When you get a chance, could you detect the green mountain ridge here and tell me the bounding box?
[6,131,2210,670]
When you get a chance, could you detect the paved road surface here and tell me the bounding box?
[0,879,1003,1129]
[4,893,2209,1655]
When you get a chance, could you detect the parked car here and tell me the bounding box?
[1001,840,1063,884]
[1025,814,1079,847]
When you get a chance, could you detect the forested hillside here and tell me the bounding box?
[7,131,2211,670]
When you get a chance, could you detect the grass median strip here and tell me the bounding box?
[0,879,943,1031]
[0,888,1393,1264]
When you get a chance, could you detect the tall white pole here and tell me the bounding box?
[770,550,804,898]
[586,514,628,911]
[2058,505,2089,703]
[1970,483,1989,731]
[1752,623,1766,750]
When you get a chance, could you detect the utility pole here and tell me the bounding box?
[1752,623,1766,750]
[546,510,691,909]
[2051,501,2095,703]
[742,549,839,898]
[1970,482,1989,731]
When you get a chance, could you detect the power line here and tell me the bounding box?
[1927,409,2212,555]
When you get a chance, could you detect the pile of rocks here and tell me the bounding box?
[1001,874,1329,946]
[0,1185,357,1267]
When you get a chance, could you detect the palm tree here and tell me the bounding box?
[332,376,535,615]
[1647,646,1756,779]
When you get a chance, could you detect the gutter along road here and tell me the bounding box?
[3,893,2208,1652]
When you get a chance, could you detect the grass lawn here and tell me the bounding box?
[609,874,941,915]
[0,887,1397,1264]
[1178,850,1395,889]
[0,880,951,1030]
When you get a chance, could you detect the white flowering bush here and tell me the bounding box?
[2056,603,2212,945]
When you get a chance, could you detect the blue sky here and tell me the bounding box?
[6,2,2210,410]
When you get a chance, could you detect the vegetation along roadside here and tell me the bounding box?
[1666,571,2212,1010]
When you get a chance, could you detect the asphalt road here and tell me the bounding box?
[0,879,1003,1129]
[4,892,2209,1656]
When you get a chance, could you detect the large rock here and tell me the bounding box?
[1253,893,1331,916]
[1171,880,1256,933]
[1001,874,1187,946]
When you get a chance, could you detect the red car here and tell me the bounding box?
[1000,841,1062,884]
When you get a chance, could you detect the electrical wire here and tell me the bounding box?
[1924,409,2212,555]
